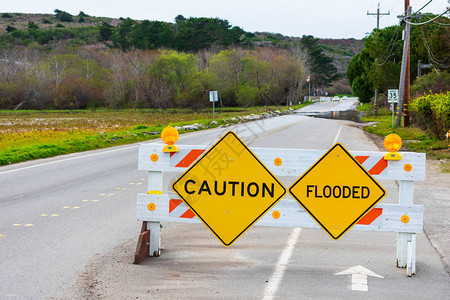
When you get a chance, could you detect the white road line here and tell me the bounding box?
[262,121,342,299]
[0,145,139,175]
[0,128,215,176]
[333,124,343,145]
[0,117,297,176]
[262,228,302,300]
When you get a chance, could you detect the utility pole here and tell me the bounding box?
[403,0,411,127]
[367,3,390,30]
[367,3,390,115]
[397,6,412,127]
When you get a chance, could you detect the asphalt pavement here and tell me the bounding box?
[0,98,448,299]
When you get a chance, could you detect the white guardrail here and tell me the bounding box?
[135,142,425,276]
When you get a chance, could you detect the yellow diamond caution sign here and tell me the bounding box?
[289,143,386,240]
[172,131,286,246]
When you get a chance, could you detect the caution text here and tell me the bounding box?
[185,180,275,198]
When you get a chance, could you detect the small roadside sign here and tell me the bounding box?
[172,131,286,246]
[388,89,399,104]
[209,90,218,119]
[209,91,218,102]
[289,143,386,240]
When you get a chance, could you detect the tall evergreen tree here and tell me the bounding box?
[300,35,339,87]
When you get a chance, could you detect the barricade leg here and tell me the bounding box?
[396,180,416,274]
[147,170,163,257]
[397,232,416,275]
[148,221,161,257]
[397,233,411,266]
[134,221,149,264]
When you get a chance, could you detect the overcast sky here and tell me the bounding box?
[2,0,449,39]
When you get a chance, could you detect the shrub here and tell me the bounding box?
[2,13,13,18]
[54,9,73,22]
[236,84,258,106]
[411,70,450,98]
[28,21,39,30]
[410,92,450,140]
[6,25,17,33]
[78,11,89,17]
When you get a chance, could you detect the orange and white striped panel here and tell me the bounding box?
[169,149,205,168]
[355,156,388,176]
[137,194,423,233]
[169,199,196,219]
[168,197,381,224]
[357,208,383,225]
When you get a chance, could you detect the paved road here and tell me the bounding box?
[0,99,448,299]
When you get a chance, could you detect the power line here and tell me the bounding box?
[376,26,401,66]
[403,9,450,25]
[433,20,450,26]
[415,0,433,14]
[420,26,447,68]
[367,3,398,66]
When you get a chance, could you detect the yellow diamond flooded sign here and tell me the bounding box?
[172,131,286,246]
[289,143,386,240]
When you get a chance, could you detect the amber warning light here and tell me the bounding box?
[161,126,179,153]
[383,133,402,161]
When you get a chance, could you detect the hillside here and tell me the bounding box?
[251,32,363,76]
[0,11,119,32]
[0,12,362,67]
[0,11,363,108]
[318,38,364,75]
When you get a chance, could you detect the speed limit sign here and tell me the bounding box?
[388,89,399,104]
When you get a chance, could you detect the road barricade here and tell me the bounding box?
[135,138,425,277]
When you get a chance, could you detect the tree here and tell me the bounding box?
[207,49,243,106]
[6,25,16,33]
[238,54,270,105]
[43,54,110,108]
[148,51,202,107]
[110,18,136,51]
[346,16,449,103]
[28,21,39,30]
[175,17,244,51]
[131,20,175,50]
[54,9,73,22]
[346,50,374,102]
[299,36,338,88]
[78,11,90,17]
[175,15,186,23]
[98,22,114,42]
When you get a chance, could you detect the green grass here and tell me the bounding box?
[358,103,450,172]
[0,103,311,166]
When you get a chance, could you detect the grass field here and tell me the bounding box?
[0,105,309,166]
[359,104,450,172]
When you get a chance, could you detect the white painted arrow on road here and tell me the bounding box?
[335,265,384,292]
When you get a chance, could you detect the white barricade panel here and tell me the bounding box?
[138,144,426,181]
[136,139,425,273]
[137,194,423,233]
